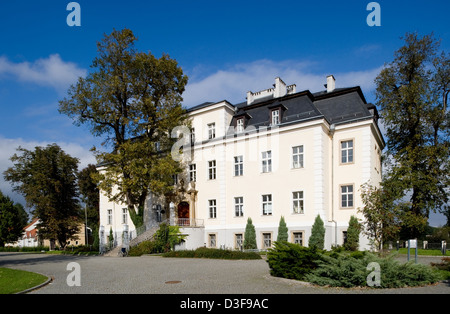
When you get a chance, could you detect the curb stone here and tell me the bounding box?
[16,275,53,294]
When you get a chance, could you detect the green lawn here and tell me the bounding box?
[396,248,450,256]
[0,267,48,294]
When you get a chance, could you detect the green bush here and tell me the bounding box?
[267,241,323,280]
[305,252,440,288]
[163,247,262,260]
[128,240,159,256]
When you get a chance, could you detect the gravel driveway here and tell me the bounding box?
[0,252,448,295]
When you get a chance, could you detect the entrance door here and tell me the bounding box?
[177,202,190,226]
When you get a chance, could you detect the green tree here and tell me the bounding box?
[78,164,100,245]
[243,218,257,250]
[59,28,189,228]
[344,215,361,251]
[4,144,81,250]
[375,32,449,238]
[0,191,28,247]
[277,216,288,242]
[359,183,402,251]
[309,215,325,249]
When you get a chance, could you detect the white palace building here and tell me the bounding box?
[98,75,385,251]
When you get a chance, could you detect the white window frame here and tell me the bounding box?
[208,123,216,139]
[189,164,196,182]
[341,184,354,208]
[122,208,128,224]
[234,155,243,176]
[292,145,304,169]
[262,194,272,216]
[107,209,113,225]
[208,160,216,180]
[190,128,195,145]
[293,232,304,246]
[341,139,354,164]
[271,109,280,125]
[261,151,272,173]
[262,232,272,249]
[234,197,244,217]
[235,233,243,250]
[236,118,244,133]
[209,199,217,219]
[292,191,304,214]
[209,234,217,248]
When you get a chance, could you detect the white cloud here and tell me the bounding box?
[0,136,96,208]
[182,59,383,107]
[0,54,86,93]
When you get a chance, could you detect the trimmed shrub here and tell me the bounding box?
[163,247,262,260]
[344,216,361,251]
[267,241,323,280]
[243,218,257,250]
[305,252,440,288]
[277,216,288,242]
[309,215,325,249]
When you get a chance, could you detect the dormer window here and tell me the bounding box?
[268,104,286,126]
[271,109,280,126]
[236,118,244,133]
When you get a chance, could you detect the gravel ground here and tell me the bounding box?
[0,252,448,295]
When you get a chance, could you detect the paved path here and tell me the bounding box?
[0,252,449,294]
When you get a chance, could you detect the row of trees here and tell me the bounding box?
[1,144,99,249]
[243,215,361,251]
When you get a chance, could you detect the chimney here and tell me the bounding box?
[274,77,287,98]
[326,75,335,93]
[246,91,254,105]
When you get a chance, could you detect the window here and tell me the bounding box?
[236,118,244,133]
[262,194,272,216]
[189,164,196,182]
[209,199,217,218]
[271,109,280,125]
[234,156,243,176]
[261,151,272,173]
[292,145,304,169]
[263,233,272,249]
[341,140,354,164]
[209,234,216,248]
[208,123,216,139]
[292,191,304,214]
[293,232,304,246]
[341,185,354,208]
[234,197,244,217]
[235,234,243,250]
[190,128,195,145]
[172,174,178,186]
[208,160,216,180]
[107,209,113,225]
[122,208,128,224]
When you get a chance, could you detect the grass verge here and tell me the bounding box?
[0,267,48,294]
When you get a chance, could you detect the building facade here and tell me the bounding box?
[99,76,385,251]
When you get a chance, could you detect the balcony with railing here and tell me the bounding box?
[172,218,204,228]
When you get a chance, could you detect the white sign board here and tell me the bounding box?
[409,239,417,249]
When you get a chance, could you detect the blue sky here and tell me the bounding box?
[0,0,448,225]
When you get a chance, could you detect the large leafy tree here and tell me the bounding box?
[0,191,28,247]
[375,33,449,238]
[4,144,80,249]
[59,28,189,228]
[78,164,100,228]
